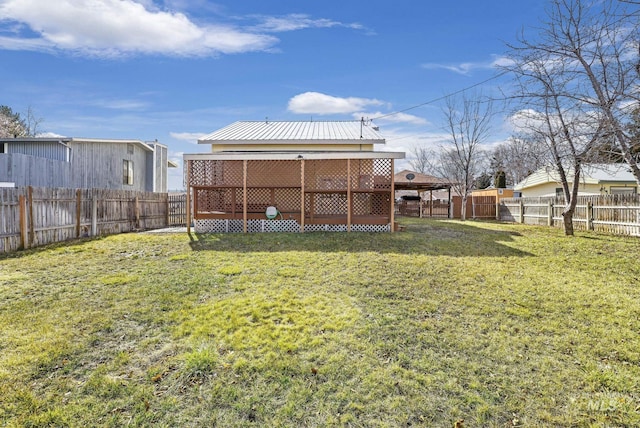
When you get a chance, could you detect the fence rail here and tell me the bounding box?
[1,187,188,253]
[499,195,640,237]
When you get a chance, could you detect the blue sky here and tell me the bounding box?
[0,0,546,189]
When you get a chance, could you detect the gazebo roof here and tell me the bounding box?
[394,170,451,191]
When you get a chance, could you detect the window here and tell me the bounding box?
[555,187,563,197]
[123,160,134,185]
[610,186,637,195]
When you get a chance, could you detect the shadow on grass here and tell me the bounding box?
[188,219,532,258]
[0,219,533,259]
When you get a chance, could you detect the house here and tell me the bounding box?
[0,137,177,192]
[514,164,638,197]
[183,120,405,233]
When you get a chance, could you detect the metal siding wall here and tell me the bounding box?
[70,141,148,191]
[7,141,68,161]
[0,153,73,187]
[145,150,154,192]
[2,141,166,192]
[155,145,167,192]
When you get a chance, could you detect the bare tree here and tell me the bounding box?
[0,105,43,137]
[432,94,493,220]
[491,136,549,185]
[509,0,640,181]
[408,145,431,174]
[24,106,43,136]
[506,37,605,235]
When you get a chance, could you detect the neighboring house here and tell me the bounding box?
[0,137,177,192]
[183,120,405,233]
[514,164,638,197]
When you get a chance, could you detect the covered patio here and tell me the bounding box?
[394,170,452,218]
[185,152,403,233]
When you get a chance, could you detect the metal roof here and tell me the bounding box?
[514,164,637,190]
[198,121,385,144]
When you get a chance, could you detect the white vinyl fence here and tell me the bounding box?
[499,195,640,237]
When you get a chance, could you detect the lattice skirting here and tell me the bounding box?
[194,219,390,233]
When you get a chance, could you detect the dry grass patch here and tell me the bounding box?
[1,220,640,426]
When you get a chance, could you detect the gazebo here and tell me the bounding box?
[394,170,452,218]
[184,120,405,233]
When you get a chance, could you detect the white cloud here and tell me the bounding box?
[169,132,207,144]
[288,92,384,115]
[422,55,512,75]
[252,13,364,33]
[91,99,150,110]
[0,0,277,57]
[353,111,428,126]
[36,131,68,138]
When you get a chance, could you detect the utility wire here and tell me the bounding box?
[371,70,510,122]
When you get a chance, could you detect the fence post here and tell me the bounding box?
[75,189,82,238]
[547,200,553,226]
[91,193,98,236]
[19,194,28,250]
[135,196,140,229]
[495,201,500,220]
[587,201,594,231]
[27,186,34,246]
[519,199,524,223]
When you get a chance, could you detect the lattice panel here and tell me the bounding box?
[371,193,391,216]
[195,219,389,233]
[247,160,300,187]
[351,193,391,216]
[305,160,349,191]
[245,187,272,212]
[351,224,391,232]
[195,188,229,212]
[188,160,220,186]
[350,159,374,190]
[188,160,245,187]
[373,158,392,190]
[306,193,348,216]
[304,224,348,232]
[274,188,301,212]
[352,193,372,216]
[221,161,244,187]
[247,219,300,233]
[195,219,244,233]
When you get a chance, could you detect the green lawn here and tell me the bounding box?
[1,219,639,427]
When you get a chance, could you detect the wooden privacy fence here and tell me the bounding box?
[499,195,640,236]
[0,187,186,253]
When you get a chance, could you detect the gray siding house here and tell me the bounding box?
[0,137,176,192]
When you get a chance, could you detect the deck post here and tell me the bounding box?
[347,159,351,232]
[243,160,248,233]
[300,159,305,233]
[186,160,191,234]
[390,158,395,233]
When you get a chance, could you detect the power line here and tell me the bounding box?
[371,70,510,122]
